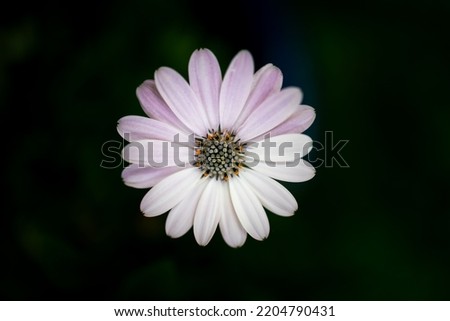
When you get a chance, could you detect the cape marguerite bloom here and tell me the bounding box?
[118,48,316,247]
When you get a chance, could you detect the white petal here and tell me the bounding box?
[219,184,247,247]
[122,164,185,189]
[188,49,221,129]
[136,80,191,133]
[245,133,313,163]
[219,50,254,130]
[240,168,297,217]
[122,139,192,167]
[269,105,316,136]
[117,115,190,142]
[252,159,316,183]
[193,179,223,246]
[237,87,301,142]
[165,178,208,238]
[155,67,208,135]
[233,64,283,129]
[140,168,200,216]
[229,176,270,241]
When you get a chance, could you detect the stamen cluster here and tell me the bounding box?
[194,129,246,181]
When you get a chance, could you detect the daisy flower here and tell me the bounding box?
[118,48,316,247]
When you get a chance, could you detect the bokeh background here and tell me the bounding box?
[2,0,450,300]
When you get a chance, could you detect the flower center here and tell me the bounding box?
[194,129,246,181]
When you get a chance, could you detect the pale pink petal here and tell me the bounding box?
[122,139,192,168]
[165,178,208,238]
[193,179,223,246]
[136,80,190,133]
[245,133,313,163]
[233,64,283,129]
[188,49,221,130]
[240,168,297,217]
[219,50,254,130]
[229,176,270,241]
[155,67,208,135]
[117,116,190,143]
[140,168,200,216]
[268,105,316,137]
[122,164,185,189]
[252,159,315,183]
[219,184,247,247]
[237,87,302,142]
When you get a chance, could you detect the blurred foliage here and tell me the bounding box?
[1,0,449,299]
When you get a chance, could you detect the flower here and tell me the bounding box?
[118,48,316,247]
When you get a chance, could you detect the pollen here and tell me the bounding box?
[194,129,246,180]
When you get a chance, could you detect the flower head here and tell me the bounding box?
[118,48,316,247]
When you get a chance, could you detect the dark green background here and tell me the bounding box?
[2,0,449,299]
